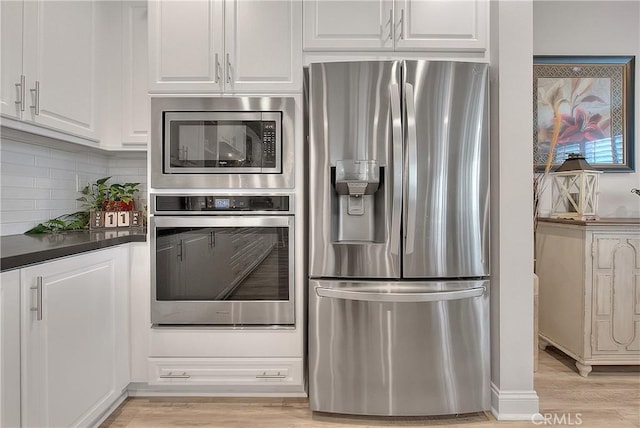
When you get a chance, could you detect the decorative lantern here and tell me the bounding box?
[550,153,602,220]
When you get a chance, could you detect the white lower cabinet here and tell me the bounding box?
[1,270,21,428]
[19,247,130,427]
[148,358,303,387]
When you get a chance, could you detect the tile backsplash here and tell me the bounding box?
[0,138,147,236]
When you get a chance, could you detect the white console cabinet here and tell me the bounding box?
[303,0,487,52]
[148,0,302,93]
[536,218,640,376]
[3,246,131,428]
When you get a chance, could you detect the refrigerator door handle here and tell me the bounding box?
[390,83,403,256]
[316,286,485,303]
[404,82,418,255]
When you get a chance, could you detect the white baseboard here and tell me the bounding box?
[89,390,128,428]
[490,382,539,420]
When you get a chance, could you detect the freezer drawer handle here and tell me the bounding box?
[315,286,485,303]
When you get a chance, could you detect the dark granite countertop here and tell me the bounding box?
[1,229,147,272]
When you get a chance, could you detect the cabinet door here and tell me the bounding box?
[303,0,394,51]
[122,1,149,146]
[0,0,24,119]
[591,234,640,355]
[22,0,98,139]
[225,0,302,92]
[20,249,122,428]
[395,0,487,51]
[1,270,21,428]
[148,0,224,93]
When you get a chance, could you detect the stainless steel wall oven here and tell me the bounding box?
[151,97,295,189]
[150,194,294,326]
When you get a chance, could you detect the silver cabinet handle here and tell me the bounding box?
[209,231,215,248]
[389,83,402,256]
[404,82,417,255]
[256,371,286,379]
[214,53,220,83]
[30,80,40,115]
[30,276,43,321]
[399,8,405,40]
[15,75,25,111]
[178,146,189,161]
[316,286,486,303]
[387,8,393,40]
[159,372,190,379]
[177,239,184,261]
[226,53,232,84]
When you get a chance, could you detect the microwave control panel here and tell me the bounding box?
[262,121,277,167]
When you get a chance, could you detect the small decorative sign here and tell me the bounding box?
[90,211,143,230]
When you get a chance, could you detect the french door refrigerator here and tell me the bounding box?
[306,60,490,416]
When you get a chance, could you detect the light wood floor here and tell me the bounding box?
[101,348,639,428]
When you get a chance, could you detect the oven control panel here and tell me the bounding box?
[153,195,291,214]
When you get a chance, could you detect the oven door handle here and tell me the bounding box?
[152,215,293,229]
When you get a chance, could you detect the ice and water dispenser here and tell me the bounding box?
[333,160,382,242]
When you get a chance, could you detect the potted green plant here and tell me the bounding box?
[77,177,140,212]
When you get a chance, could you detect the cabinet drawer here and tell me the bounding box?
[148,358,303,386]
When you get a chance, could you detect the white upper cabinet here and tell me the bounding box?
[225,0,302,92]
[1,0,149,149]
[0,1,25,119]
[304,0,487,52]
[395,0,487,51]
[21,0,98,139]
[303,0,394,51]
[148,0,223,92]
[121,1,150,146]
[149,0,302,93]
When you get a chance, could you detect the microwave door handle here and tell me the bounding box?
[405,82,418,255]
[389,83,402,256]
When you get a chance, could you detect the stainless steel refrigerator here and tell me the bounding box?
[306,60,490,416]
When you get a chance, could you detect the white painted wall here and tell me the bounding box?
[489,0,539,420]
[0,134,147,236]
[533,0,640,217]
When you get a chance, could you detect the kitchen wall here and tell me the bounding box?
[0,134,147,236]
[533,0,640,217]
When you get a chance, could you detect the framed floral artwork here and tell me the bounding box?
[533,56,635,172]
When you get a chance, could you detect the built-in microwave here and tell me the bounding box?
[151,97,295,189]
